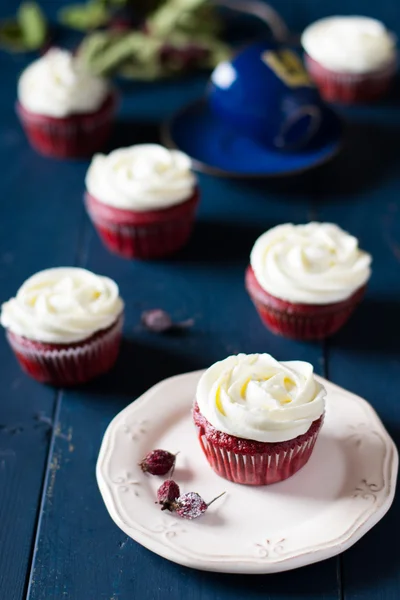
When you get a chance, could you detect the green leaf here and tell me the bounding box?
[107,0,127,6]
[201,39,232,67]
[0,2,47,52]
[78,30,163,76]
[75,0,232,80]
[148,0,221,39]
[58,1,110,31]
[0,19,25,52]
[17,2,47,50]
[119,60,165,80]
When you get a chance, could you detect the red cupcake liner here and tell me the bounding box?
[304,53,396,104]
[245,265,366,340]
[6,313,123,386]
[193,403,324,485]
[85,188,199,259]
[16,92,117,158]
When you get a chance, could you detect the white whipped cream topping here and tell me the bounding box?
[250,222,371,304]
[18,48,109,117]
[1,268,124,344]
[196,354,325,443]
[85,144,196,211]
[302,16,396,73]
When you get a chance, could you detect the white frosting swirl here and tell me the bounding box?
[85,144,196,211]
[1,268,124,344]
[196,354,325,443]
[18,48,109,117]
[302,16,396,73]
[250,223,371,304]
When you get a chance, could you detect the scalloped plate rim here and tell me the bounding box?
[97,371,398,574]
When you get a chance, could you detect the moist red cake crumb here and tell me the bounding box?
[193,402,323,456]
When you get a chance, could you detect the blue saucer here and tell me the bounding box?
[162,99,342,177]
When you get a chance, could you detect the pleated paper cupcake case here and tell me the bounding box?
[90,210,194,257]
[6,313,123,386]
[198,423,322,485]
[304,54,397,103]
[16,92,117,158]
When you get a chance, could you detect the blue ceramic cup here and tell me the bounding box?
[209,41,325,150]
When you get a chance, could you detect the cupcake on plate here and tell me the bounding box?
[193,353,326,486]
[301,16,397,104]
[245,222,371,340]
[85,144,199,259]
[16,48,117,158]
[1,268,124,386]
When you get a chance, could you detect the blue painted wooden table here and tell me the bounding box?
[1,0,399,598]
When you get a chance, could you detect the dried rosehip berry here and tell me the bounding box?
[139,449,176,475]
[175,492,225,520]
[157,479,180,511]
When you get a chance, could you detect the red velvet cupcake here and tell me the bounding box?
[1,268,124,386]
[302,17,397,104]
[17,48,116,158]
[85,144,199,259]
[246,223,371,340]
[194,354,326,486]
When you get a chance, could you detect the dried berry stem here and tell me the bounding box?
[207,491,226,507]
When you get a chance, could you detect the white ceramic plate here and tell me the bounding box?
[97,371,398,574]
